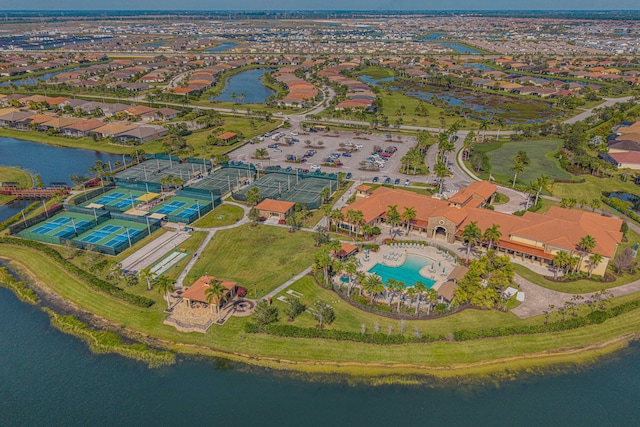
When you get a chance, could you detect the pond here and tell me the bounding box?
[210,68,275,104]
[0,67,83,87]
[387,82,557,124]
[0,199,34,222]
[359,74,396,87]
[0,137,123,186]
[464,63,493,71]
[203,41,239,53]
[418,33,483,54]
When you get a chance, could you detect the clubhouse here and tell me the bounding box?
[338,181,623,276]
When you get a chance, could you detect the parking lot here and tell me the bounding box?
[229,128,421,185]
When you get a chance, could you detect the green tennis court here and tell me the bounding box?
[74,219,147,248]
[19,211,96,243]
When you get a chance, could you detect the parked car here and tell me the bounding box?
[394,178,401,185]
[342,152,351,157]
[267,144,278,148]
[404,179,411,186]
[334,161,343,166]
[278,219,286,224]
[345,172,352,179]
[372,176,379,183]
[384,177,391,184]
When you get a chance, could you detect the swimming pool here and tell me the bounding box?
[368,254,435,288]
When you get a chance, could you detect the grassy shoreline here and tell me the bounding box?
[1,241,639,382]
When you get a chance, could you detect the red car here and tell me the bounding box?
[278,219,286,224]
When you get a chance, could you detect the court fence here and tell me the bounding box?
[67,184,116,206]
[8,204,65,235]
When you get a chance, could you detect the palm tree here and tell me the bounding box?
[434,160,449,193]
[493,117,505,140]
[400,206,417,235]
[483,224,501,251]
[343,257,359,296]
[577,235,597,272]
[155,276,175,309]
[479,119,489,142]
[205,280,228,321]
[424,288,439,315]
[255,148,268,159]
[363,274,384,304]
[386,204,401,237]
[406,286,417,312]
[413,281,427,314]
[553,250,570,279]
[139,266,156,291]
[511,159,525,188]
[313,248,333,285]
[533,174,552,206]
[587,253,604,278]
[387,279,403,310]
[461,221,482,261]
[330,209,344,232]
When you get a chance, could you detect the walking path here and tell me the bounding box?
[262,267,314,300]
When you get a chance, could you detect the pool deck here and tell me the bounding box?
[357,243,459,291]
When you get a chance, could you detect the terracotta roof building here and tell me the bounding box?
[338,182,622,276]
[255,199,296,220]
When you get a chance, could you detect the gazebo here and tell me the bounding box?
[181,275,237,311]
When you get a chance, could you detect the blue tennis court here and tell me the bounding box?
[103,229,143,248]
[176,205,200,218]
[155,201,186,215]
[92,192,126,205]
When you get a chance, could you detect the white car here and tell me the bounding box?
[310,164,320,170]
[356,144,363,149]
[291,132,299,136]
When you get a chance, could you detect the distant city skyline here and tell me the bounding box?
[6,0,640,11]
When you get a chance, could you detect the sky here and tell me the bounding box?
[3,0,640,11]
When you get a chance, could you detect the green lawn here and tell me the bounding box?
[0,166,32,189]
[192,203,245,228]
[3,242,640,377]
[475,139,573,185]
[553,174,640,201]
[160,231,208,282]
[188,224,317,295]
[359,66,395,79]
[184,117,278,157]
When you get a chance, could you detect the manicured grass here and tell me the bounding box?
[3,242,640,376]
[184,117,278,157]
[0,245,640,375]
[493,192,510,205]
[553,174,640,201]
[376,90,472,128]
[188,224,317,295]
[192,203,245,228]
[273,276,529,334]
[359,66,395,79]
[0,166,32,189]
[475,139,573,185]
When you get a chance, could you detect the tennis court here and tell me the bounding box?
[75,219,147,248]
[115,158,210,185]
[150,196,213,223]
[20,212,95,243]
[189,167,256,195]
[233,173,337,209]
[83,188,147,211]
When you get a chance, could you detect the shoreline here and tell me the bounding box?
[1,255,639,385]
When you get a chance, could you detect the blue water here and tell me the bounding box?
[464,63,492,71]
[420,33,444,41]
[368,254,435,288]
[0,137,123,185]
[439,42,483,55]
[211,68,275,104]
[360,74,395,87]
[0,68,82,87]
[204,41,239,53]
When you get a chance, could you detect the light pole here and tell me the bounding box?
[126,227,132,248]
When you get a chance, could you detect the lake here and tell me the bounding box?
[203,41,239,53]
[418,33,483,54]
[0,68,82,87]
[211,68,275,104]
[0,137,123,219]
[0,284,639,426]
